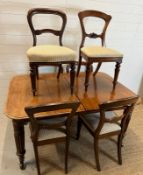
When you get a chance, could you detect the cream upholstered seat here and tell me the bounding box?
[77,97,138,171]
[81,46,123,58]
[27,45,76,62]
[38,118,66,141]
[83,112,121,135]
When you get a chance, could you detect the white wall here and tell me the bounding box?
[0,0,143,95]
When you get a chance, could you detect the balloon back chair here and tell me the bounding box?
[27,8,76,96]
[77,10,123,91]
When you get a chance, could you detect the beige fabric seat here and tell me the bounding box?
[82,111,121,135]
[27,45,76,62]
[38,127,66,141]
[81,46,123,58]
[38,117,66,140]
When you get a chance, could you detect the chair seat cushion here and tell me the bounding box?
[81,46,123,58]
[38,117,66,141]
[38,127,66,141]
[27,45,76,62]
[82,111,121,135]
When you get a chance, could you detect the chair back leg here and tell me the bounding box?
[65,137,70,174]
[117,134,123,165]
[33,143,41,175]
[94,139,101,171]
[76,56,82,77]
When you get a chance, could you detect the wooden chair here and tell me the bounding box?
[27,8,76,96]
[25,101,80,175]
[77,96,138,171]
[76,10,123,91]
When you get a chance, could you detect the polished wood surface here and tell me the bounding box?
[74,73,136,112]
[4,72,137,170]
[5,73,83,120]
[5,72,136,119]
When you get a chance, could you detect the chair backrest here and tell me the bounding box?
[78,10,112,48]
[95,96,138,136]
[25,101,80,140]
[27,8,67,46]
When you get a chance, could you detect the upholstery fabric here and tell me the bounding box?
[38,127,66,141]
[37,117,66,141]
[81,46,123,58]
[82,111,121,135]
[27,45,76,62]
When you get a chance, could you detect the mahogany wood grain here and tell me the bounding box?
[72,73,136,112]
[5,73,83,120]
[4,72,137,170]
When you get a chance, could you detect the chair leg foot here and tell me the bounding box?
[65,138,70,174]
[33,144,41,175]
[117,134,123,165]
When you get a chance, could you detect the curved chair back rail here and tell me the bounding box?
[27,8,67,46]
[78,10,112,47]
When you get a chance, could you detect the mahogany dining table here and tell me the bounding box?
[4,72,137,169]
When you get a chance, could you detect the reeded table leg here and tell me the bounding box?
[12,120,26,170]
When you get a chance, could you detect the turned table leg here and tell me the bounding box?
[12,120,26,170]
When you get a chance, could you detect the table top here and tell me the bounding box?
[4,72,137,120]
[73,73,137,112]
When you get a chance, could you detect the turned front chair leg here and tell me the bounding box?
[57,64,63,79]
[113,61,122,90]
[35,66,39,80]
[70,63,75,94]
[85,63,91,92]
[76,55,82,77]
[30,63,36,96]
